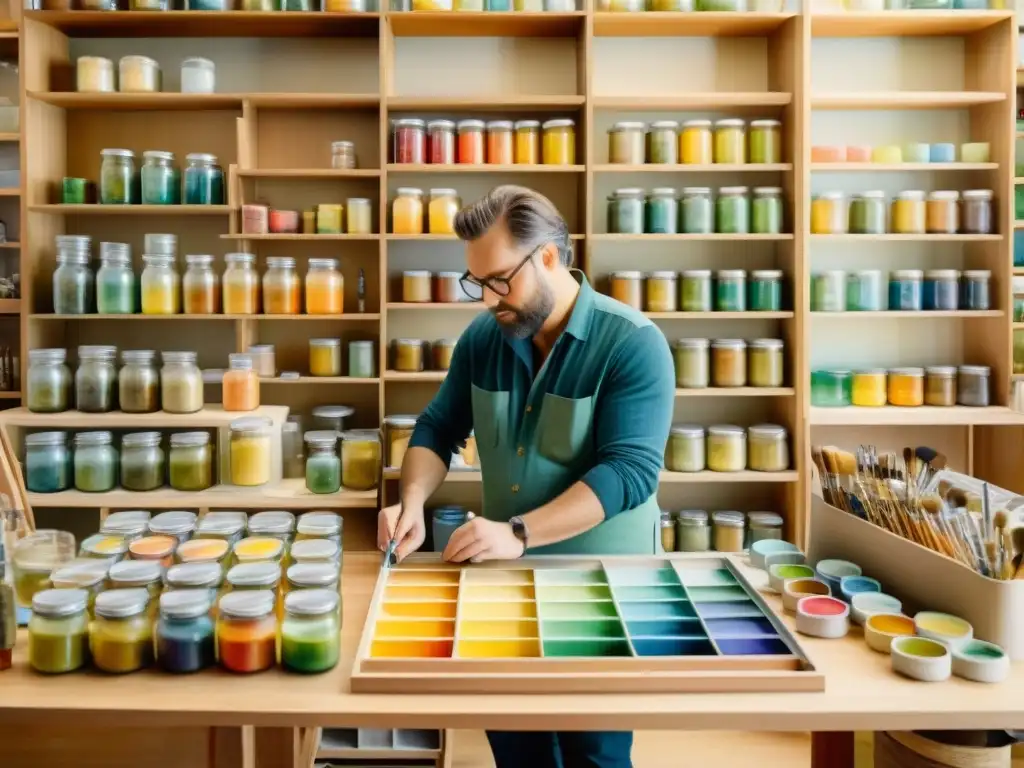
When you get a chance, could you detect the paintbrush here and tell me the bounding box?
[986,540,1000,581]
[982,482,993,550]
[994,511,1015,579]
[948,488,988,575]
[921,495,967,563]
[1011,527,1024,574]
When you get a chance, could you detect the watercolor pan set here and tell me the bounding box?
[351,555,823,694]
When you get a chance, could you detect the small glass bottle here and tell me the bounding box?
[711,339,747,388]
[168,432,213,492]
[811,271,847,312]
[486,120,514,165]
[542,119,575,165]
[923,269,959,311]
[281,589,341,674]
[645,188,678,234]
[119,349,159,414]
[120,431,164,492]
[958,365,990,407]
[156,590,215,673]
[749,119,781,164]
[90,588,153,674]
[681,187,713,234]
[672,338,709,389]
[428,120,456,165]
[183,254,219,314]
[961,189,993,235]
[713,119,745,164]
[514,120,540,165]
[647,121,679,164]
[846,270,883,312]
[924,366,957,407]
[748,269,782,312]
[926,191,959,234]
[25,431,71,493]
[183,153,224,205]
[849,191,886,235]
[851,369,887,407]
[891,190,926,235]
[309,338,342,377]
[751,187,783,234]
[223,354,260,412]
[161,351,204,414]
[608,189,645,235]
[391,188,424,235]
[141,254,180,315]
[888,367,925,407]
[811,192,848,234]
[645,271,677,312]
[665,424,705,473]
[331,141,356,170]
[346,198,372,235]
[73,430,117,492]
[680,270,712,312]
[712,512,746,553]
[889,269,923,312]
[748,424,788,472]
[76,345,118,413]
[223,253,259,315]
[748,339,784,388]
[428,189,460,235]
[27,349,72,413]
[675,510,710,553]
[140,150,180,206]
[707,425,746,472]
[680,121,712,165]
[305,431,341,495]
[748,510,783,547]
[262,257,300,315]
[53,241,94,315]
[716,187,749,234]
[181,58,215,95]
[217,591,277,674]
[306,259,344,315]
[229,416,272,487]
[715,270,746,312]
[340,429,381,491]
[393,118,426,164]
[96,242,135,315]
[961,270,991,311]
[29,589,90,674]
[100,149,136,205]
[348,340,376,379]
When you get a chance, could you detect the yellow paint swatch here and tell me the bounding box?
[233,537,284,563]
[177,538,229,563]
[463,568,534,585]
[375,619,455,639]
[458,601,537,620]
[380,601,457,619]
[387,569,460,585]
[459,620,538,639]
[458,639,540,658]
[915,612,971,639]
[461,584,535,601]
[371,639,453,659]
[386,584,460,601]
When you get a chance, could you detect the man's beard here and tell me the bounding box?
[492,279,555,340]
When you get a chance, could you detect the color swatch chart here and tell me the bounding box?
[368,557,803,660]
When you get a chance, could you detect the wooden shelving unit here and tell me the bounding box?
[13,8,1022,552]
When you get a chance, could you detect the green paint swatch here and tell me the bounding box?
[536,585,612,601]
[611,585,688,602]
[678,568,738,588]
[533,569,607,587]
[686,586,750,603]
[537,601,619,620]
[542,619,626,639]
[543,639,633,658]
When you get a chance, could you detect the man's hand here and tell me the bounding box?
[442,516,525,563]
[377,501,426,563]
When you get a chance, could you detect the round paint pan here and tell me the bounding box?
[914,611,973,651]
[781,577,830,614]
[850,591,901,626]
[749,539,800,570]
[763,551,807,571]
[891,636,951,682]
[768,563,815,594]
[864,613,915,654]
[795,595,849,639]
[951,640,1010,684]
[839,575,881,604]
[814,559,861,593]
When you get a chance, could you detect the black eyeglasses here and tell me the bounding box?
[459,246,541,301]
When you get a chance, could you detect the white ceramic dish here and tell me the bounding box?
[768,563,816,594]
[815,558,861,592]
[763,551,807,571]
[863,613,915,654]
[839,575,881,604]
[749,539,800,570]
[850,592,902,626]
[795,595,849,639]
[951,640,1010,684]
[781,577,830,613]
[914,611,973,651]
[891,636,951,682]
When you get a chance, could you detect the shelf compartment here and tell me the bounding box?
[811,310,1003,318]
[591,233,792,241]
[386,95,585,111]
[23,10,381,37]
[811,91,1006,110]
[30,313,382,322]
[811,162,998,172]
[811,10,1014,38]
[237,169,381,178]
[593,12,795,37]
[594,163,791,173]
[645,311,794,319]
[384,371,446,382]
[388,163,584,173]
[28,92,245,111]
[810,406,1024,427]
[220,233,380,241]
[388,11,585,38]
[29,204,233,215]
[811,234,1001,242]
[593,93,791,110]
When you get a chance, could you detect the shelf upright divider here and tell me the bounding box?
[581,0,594,281]
[379,14,393,429]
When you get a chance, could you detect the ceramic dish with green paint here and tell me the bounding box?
[763,551,807,571]
[750,539,800,570]
[951,639,1009,684]
[890,636,951,682]
[768,563,815,593]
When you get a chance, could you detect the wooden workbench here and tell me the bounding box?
[0,552,1020,768]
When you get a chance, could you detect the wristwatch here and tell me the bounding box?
[509,516,529,554]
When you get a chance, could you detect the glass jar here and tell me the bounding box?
[12,531,74,609]
[340,429,381,491]
[28,349,72,413]
[181,57,215,95]
[846,270,883,312]
[194,513,246,548]
[715,270,746,312]
[90,588,152,673]
[392,188,424,235]
[680,120,712,165]
[393,118,426,164]
[608,189,644,235]
[958,365,990,407]
[513,120,540,165]
[141,151,180,206]
[426,120,455,165]
[749,339,783,388]
[119,55,159,93]
[383,414,417,468]
[660,511,675,553]
[120,431,164,492]
[888,367,925,407]
[713,119,745,164]
[712,512,746,553]
[77,56,114,93]
[711,339,746,388]
[924,366,957,407]
[50,561,108,619]
[889,269,923,312]
[156,590,215,673]
[647,121,679,165]
[393,339,425,373]
[281,589,341,673]
[230,540,284,568]
[181,254,218,315]
[716,187,749,234]
[749,120,781,164]
[811,271,846,312]
[926,191,959,234]
[748,512,783,545]
[141,254,180,315]
[676,510,710,553]
[403,270,431,303]
[849,191,886,235]
[80,533,129,562]
[923,270,959,311]
[680,270,712,312]
[432,339,456,371]
[169,432,212,491]
[230,416,272,486]
[101,510,151,543]
[811,192,847,234]
[665,424,705,473]
[349,340,376,379]
[428,189,460,235]
[748,424,788,472]
[961,270,991,311]
[542,119,575,165]
[645,271,677,312]
[811,369,852,407]
[304,258,343,315]
[485,121,513,165]
[161,351,203,414]
[164,563,223,596]
[346,198,372,235]
[296,512,342,544]
[608,121,645,165]
[176,539,229,569]
[248,511,296,543]
[29,589,90,674]
[100,148,136,205]
[457,120,485,165]
[223,354,259,412]
[96,244,134,315]
[263,257,300,315]
[308,338,341,378]
[75,345,117,413]
[748,270,782,312]
[681,187,713,234]
[330,141,355,170]
[25,432,70,493]
[217,591,277,674]
[285,563,340,594]
[609,271,642,310]
[751,187,783,234]
[962,190,993,235]
[433,271,464,303]
[645,188,678,234]
[54,250,93,316]
[73,430,117,492]
[892,190,926,234]
[850,369,886,407]
[183,153,224,206]
[118,349,158,414]
[223,253,258,315]
[305,431,341,495]
[672,338,709,389]
[312,405,354,434]
[707,425,745,472]
[149,511,197,546]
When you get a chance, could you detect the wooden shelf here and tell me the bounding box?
[245,94,379,109]
[811,10,1014,38]
[383,467,479,482]
[383,371,446,382]
[0,405,289,429]
[810,406,1024,427]
[220,233,380,241]
[593,93,791,110]
[810,234,1002,242]
[812,310,1003,318]
[31,313,382,321]
[29,204,232,215]
[0,392,20,400]
[386,302,484,311]
[387,163,585,173]
[29,92,245,110]
[237,168,381,179]
[591,233,793,241]
[0,190,19,197]
[0,242,19,249]
[261,377,380,385]
[387,11,585,38]
[594,163,792,173]
[645,311,793,319]
[317,747,441,761]
[676,387,795,397]
[811,91,1007,109]
[593,12,795,37]
[23,10,381,37]
[0,133,17,142]
[0,299,19,314]
[812,162,998,172]
[386,95,585,111]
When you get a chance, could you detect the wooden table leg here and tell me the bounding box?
[811,731,855,768]
[253,726,300,768]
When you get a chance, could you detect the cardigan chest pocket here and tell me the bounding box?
[537,393,594,465]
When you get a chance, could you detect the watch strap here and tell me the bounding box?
[509,515,529,552]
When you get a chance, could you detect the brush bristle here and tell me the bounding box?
[995,510,1008,530]
[1011,527,1024,555]
[986,540,998,560]
[948,488,969,509]
[920,496,942,514]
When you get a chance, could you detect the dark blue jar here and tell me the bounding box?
[888,269,923,311]
[960,270,991,311]
[923,270,958,311]
[432,505,468,553]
